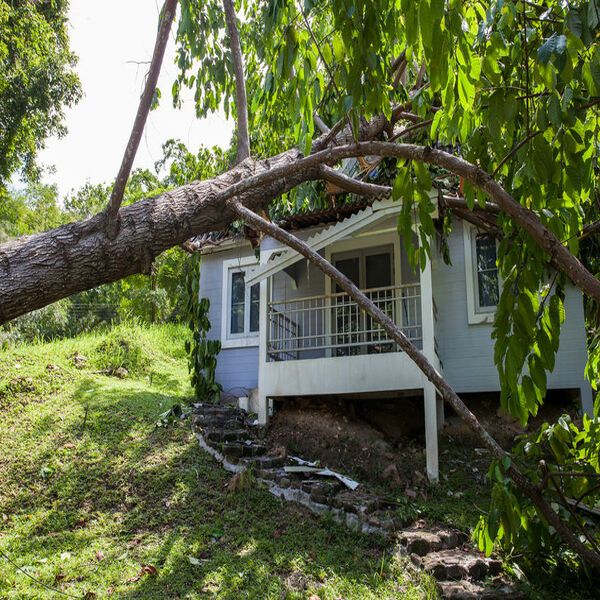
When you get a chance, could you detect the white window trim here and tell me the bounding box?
[463,224,499,325]
[221,256,260,348]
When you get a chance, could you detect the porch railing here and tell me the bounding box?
[267,283,422,361]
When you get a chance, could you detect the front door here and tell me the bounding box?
[332,246,393,355]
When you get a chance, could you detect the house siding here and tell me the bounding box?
[199,244,259,393]
[432,220,592,413]
[199,218,592,415]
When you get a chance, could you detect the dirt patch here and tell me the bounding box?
[441,391,582,448]
[266,400,427,494]
[266,392,581,497]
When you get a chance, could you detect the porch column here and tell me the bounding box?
[257,263,270,425]
[420,258,440,481]
[424,382,439,482]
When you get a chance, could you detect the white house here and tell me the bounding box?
[197,195,593,480]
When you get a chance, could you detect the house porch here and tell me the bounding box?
[250,221,444,480]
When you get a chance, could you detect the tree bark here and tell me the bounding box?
[222,0,250,163]
[2,124,600,322]
[0,148,319,324]
[230,199,600,570]
[104,0,178,228]
[0,105,411,324]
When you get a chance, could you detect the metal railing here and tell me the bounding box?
[267,283,422,361]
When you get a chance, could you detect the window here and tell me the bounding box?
[221,257,260,347]
[229,271,259,335]
[463,225,499,324]
[475,234,499,308]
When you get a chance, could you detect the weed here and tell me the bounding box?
[93,328,147,374]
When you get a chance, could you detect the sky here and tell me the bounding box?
[37,0,234,198]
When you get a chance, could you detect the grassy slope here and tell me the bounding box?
[0,324,437,600]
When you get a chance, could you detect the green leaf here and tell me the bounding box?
[547,94,561,129]
[566,8,583,37]
[457,70,474,109]
[537,34,557,65]
[414,161,432,189]
[392,167,412,202]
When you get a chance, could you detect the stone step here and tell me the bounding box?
[222,442,268,459]
[399,528,469,556]
[205,429,256,443]
[416,550,502,581]
[193,404,243,416]
[193,414,245,428]
[242,455,286,469]
[256,467,286,481]
[437,579,524,600]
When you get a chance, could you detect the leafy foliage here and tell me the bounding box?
[183,253,223,402]
[171,0,600,567]
[476,414,600,566]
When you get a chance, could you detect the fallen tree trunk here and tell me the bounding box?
[230,199,600,570]
[0,149,319,324]
[0,98,413,325]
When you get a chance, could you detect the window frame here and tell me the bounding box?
[221,256,260,348]
[463,224,500,325]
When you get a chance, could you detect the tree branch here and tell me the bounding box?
[222,0,250,163]
[229,199,600,569]
[452,207,503,239]
[442,195,501,214]
[215,140,600,303]
[104,0,178,228]
[320,165,389,196]
[313,112,330,134]
[492,131,542,177]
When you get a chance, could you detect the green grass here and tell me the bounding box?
[0,323,438,599]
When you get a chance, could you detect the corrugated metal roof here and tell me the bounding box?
[193,198,375,251]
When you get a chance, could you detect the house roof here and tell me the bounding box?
[243,193,400,286]
[276,199,374,229]
[193,197,375,252]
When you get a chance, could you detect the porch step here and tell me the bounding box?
[255,467,286,481]
[222,442,268,460]
[242,454,286,469]
[205,428,256,443]
[193,414,245,429]
[194,404,245,416]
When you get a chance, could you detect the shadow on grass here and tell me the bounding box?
[1,376,430,599]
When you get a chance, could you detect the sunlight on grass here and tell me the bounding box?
[0,324,438,599]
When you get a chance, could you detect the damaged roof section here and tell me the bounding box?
[188,195,380,252]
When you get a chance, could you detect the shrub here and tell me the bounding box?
[93,328,148,374]
[1,299,70,345]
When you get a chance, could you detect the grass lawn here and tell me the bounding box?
[0,324,438,599]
